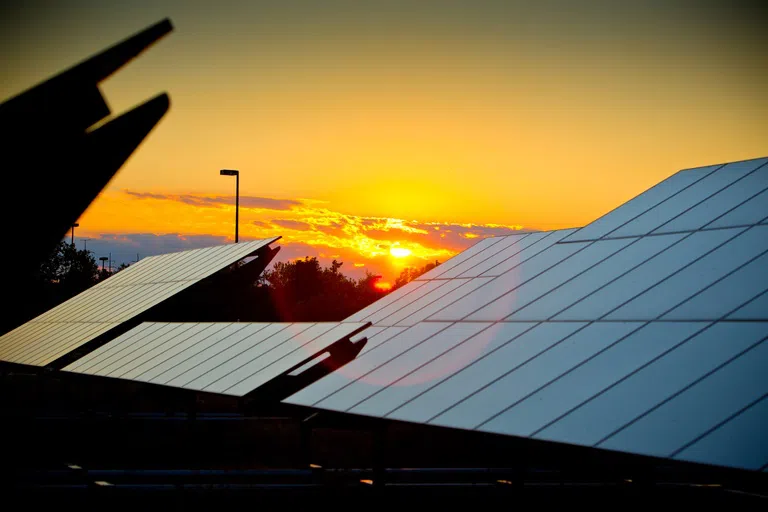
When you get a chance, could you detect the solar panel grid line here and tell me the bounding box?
[507,233,688,322]
[605,225,768,320]
[111,323,230,379]
[519,248,768,438]
[647,343,768,459]
[429,236,589,321]
[289,322,451,407]
[222,322,371,396]
[593,337,768,449]
[311,322,457,410]
[414,236,507,281]
[374,278,472,327]
[341,323,497,412]
[435,233,533,279]
[385,322,590,424]
[148,323,280,382]
[78,284,166,324]
[607,158,768,239]
[1,322,82,362]
[457,231,554,278]
[345,322,537,418]
[93,323,199,376]
[164,323,293,388]
[107,282,191,323]
[520,321,728,437]
[24,322,109,364]
[116,243,225,284]
[1,318,100,363]
[591,295,768,449]
[168,240,264,282]
[32,323,124,367]
[198,323,327,393]
[339,322,544,414]
[556,223,765,244]
[530,322,768,447]
[355,326,408,357]
[344,280,428,323]
[467,237,635,322]
[654,161,768,234]
[396,278,495,326]
[561,163,725,243]
[588,227,748,321]
[152,323,280,386]
[74,322,180,374]
[283,327,409,403]
[133,323,249,382]
[147,323,269,385]
[429,321,651,429]
[25,282,127,325]
[477,321,712,436]
[661,250,768,320]
[65,322,159,371]
[706,188,768,229]
[728,288,768,320]
[673,395,768,470]
[14,246,268,348]
[478,228,577,277]
[186,323,317,391]
[597,338,768,458]
[553,227,747,321]
[364,280,454,325]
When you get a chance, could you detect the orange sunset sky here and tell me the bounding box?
[2,1,766,281]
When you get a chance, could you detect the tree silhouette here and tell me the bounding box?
[2,241,101,334]
[393,260,441,290]
[262,257,389,321]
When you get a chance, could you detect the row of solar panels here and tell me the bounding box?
[1,156,766,472]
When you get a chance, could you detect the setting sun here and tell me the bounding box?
[390,247,411,258]
[374,281,392,291]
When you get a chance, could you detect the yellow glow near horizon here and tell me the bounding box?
[390,247,412,258]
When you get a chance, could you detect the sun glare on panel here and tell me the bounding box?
[390,246,411,258]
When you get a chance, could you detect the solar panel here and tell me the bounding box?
[284,156,768,472]
[64,321,370,397]
[0,238,279,367]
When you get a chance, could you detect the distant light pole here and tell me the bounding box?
[71,223,79,245]
[99,256,108,271]
[220,169,239,243]
[82,238,89,252]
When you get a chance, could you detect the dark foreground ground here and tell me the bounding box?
[2,366,766,508]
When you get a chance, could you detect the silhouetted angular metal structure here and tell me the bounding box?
[0,19,173,280]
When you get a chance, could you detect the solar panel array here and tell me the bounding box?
[284,156,768,471]
[0,238,279,367]
[64,321,370,397]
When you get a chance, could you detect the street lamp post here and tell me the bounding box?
[219,169,240,243]
[71,223,79,245]
[99,256,108,271]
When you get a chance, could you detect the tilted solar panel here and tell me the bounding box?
[284,157,768,472]
[0,238,279,367]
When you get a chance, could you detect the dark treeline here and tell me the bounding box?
[1,243,440,334]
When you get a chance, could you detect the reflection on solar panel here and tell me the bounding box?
[284,156,768,471]
[0,238,279,367]
[64,321,370,397]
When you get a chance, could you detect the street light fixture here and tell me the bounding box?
[71,223,79,245]
[219,169,240,243]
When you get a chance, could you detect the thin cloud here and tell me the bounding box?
[123,190,302,211]
[271,219,313,231]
